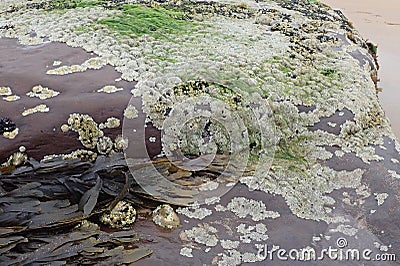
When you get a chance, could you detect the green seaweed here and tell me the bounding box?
[146,55,178,63]
[320,68,336,77]
[98,4,194,39]
[44,0,102,10]
[279,65,291,74]
[366,41,378,56]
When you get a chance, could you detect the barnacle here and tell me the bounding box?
[67,113,104,149]
[152,204,180,229]
[97,85,123,94]
[0,86,12,96]
[100,200,137,229]
[26,85,60,100]
[22,104,49,116]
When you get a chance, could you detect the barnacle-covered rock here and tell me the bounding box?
[100,200,137,228]
[22,104,49,116]
[2,128,19,139]
[113,135,129,152]
[97,85,123,94]
[0,86,12,96]
[123,104,138,119]
[67,113,104,149]
[2,146,27,168]
[61,149,98,162]
[1,1,400,264]
[99,117,120,129]
[7,151,27,167]
[26,85,60,100]
[96,136,113,155]
[2,95,20,102]
[152,204,180,229]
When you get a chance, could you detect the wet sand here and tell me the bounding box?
[321,0,400,139]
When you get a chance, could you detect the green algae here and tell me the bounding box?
[98,4,194,39]
[44,0,102,10]
[320,68,337,77]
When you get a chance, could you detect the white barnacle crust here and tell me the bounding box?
[388,170,400,179]
[99,117,120,129]
[152,204,180,229]
[226,197,280,221]
[176,206,213,220]
[375,193,389,206]
[22,104,49,116]
[183,223,219,247]
[124,104,139,119]
[114,135,129,152]
[0,86,12,96]
[236,223,269,243]
[46,64,86,75]
[180,247,193,258]
[220,240,240,250]
[67,113,104,149]
[3,95,20,102]
[100,200,137,228]
[97,85,123,94]
[2,128,19,139]
[61,149,97,162]
[42,149,97,162]
[60,124,70,133]
[26,85,60,100]
[47,57,105,75]
[96,136,113,155]
[329,224,358,236]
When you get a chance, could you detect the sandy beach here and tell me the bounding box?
[321,0,400,138]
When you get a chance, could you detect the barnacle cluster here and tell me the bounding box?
[65,113,126,155]
[99,117,120,129]
[152,204,180,229]
[26,85,60,100]
[0,86,12,96]
[100,200,137,228]
[1,146,27,169]
[3,95,20,102]
[46,57,106,75]
[22,104,49,116]
[97,85,123,94]
[67,113,104,149]
[123,104,138,119]
[42,149,98,162]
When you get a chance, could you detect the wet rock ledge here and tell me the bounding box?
[1,0,400,265]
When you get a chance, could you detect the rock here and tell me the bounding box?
[0,0,400,265]
[100,200,137,229]
[152,204,181,229]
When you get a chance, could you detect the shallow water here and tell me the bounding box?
[321,0,400,139]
